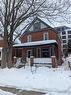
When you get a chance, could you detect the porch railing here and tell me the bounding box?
[34,58,52,64]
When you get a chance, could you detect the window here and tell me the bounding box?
[43,32,48,40]
[63,45,67,48]
[68,35,71,38]
[63,40,66,43]
[62,31,66,35]
[62,36,66,39]
[34,21,41,31]
[68,31,71,34]
[27,35,32,42]
[41,48,50,57]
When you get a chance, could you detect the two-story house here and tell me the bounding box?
[13,17,61,67]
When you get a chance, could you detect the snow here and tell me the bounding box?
[0,55,71,95]
[0,89,15,95]
[13,40,57,47]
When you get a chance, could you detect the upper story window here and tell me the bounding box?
[43,32,48,40]
[63,40,66,43]
[68,31,71,34]
[62,36,66,39]
[27,35,32,42]
[62,31,66,35]
[33,21,41,31]
[68,35,71,38]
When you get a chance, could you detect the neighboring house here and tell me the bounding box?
[13,17,61,67]
[55,26,71,53]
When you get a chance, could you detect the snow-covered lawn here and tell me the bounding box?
[0,55,71,95]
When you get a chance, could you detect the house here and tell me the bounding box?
[13,17,62,67]
[55,26,71,54]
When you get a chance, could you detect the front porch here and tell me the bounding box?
[13,40,58,67]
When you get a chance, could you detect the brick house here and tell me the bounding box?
[13,17,61,67]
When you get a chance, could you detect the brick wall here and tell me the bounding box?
[20,29,57,43]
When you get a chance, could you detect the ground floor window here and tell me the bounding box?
[41,48,50,57]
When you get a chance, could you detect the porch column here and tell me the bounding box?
[32,48,36,57]
[36,48,41,58]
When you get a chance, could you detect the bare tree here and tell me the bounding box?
[0,0,70,68]
[0,0,47,68]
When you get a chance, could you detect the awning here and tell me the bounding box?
[13,40,57,47]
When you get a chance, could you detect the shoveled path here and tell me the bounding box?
[0,86,45,95]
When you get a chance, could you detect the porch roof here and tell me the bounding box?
[13,40,57,47]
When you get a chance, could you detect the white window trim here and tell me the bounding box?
[27,35,32,42]
[43,32,48,40]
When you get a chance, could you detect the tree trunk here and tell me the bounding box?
[1,46,13,68]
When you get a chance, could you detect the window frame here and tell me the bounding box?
[62,36,66,39]
[33,21,41,31]
[43,32,48,40]
[27,35,32,42]
[62,31,66,35]
[68,31,71,34]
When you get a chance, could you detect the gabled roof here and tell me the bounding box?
[22,17,52,35]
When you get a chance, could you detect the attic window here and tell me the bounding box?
[33,21,41,31]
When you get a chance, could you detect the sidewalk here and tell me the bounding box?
[0,86,45,95]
